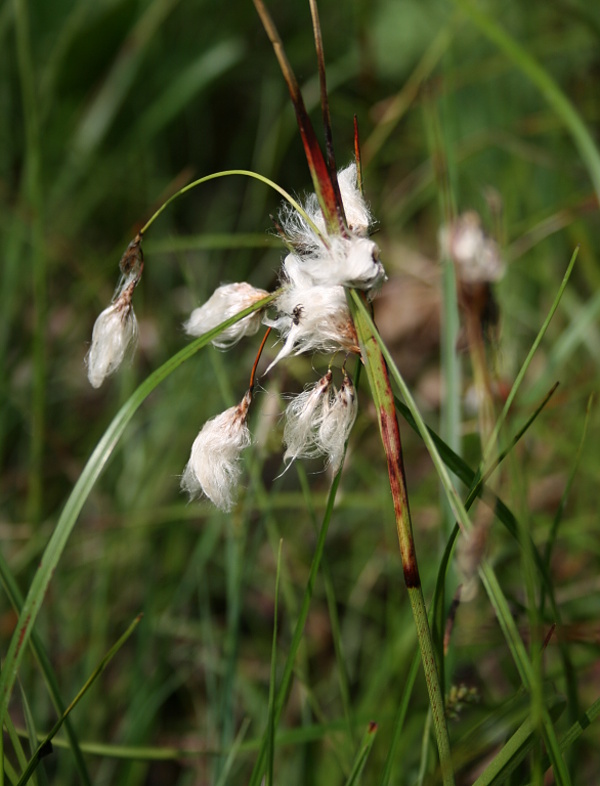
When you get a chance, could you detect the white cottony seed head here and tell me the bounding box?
[86,278,138,388]
[185,282,269,349]
[283,370,357,472]
[263,282,358,372]
[439,212,505,283]
[318,372,358,473]
[283,371,333,464]
[181,391,252,511]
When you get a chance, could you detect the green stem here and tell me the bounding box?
[139,169,325,242]
[348,291,455,786]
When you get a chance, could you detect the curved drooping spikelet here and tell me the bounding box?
[283,371,333,464]
[86,275,138,388]
[181,390,252,511]
[185,282,269,348]
[318,371,358,472]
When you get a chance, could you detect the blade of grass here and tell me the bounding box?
[481,249,577,467]
[453,0,600,205]
[472,695,566,786]
[247,449,347,786]
[348,291,455,786]
[16,616,142,786]
[266,540,283,786]
[13,0,46,526]
[349,290,571,784]
[344,722,378,786]
[0,293,276,727]
[0,550,91,785]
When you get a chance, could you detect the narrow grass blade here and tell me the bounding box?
[266,540,283,786]
[348,291,455,786]
[482,249,577,466]
[472,696,566,786]
[344,722,378,786]
[454,0,600,204]
[16,616,142,786]
[0,294,276,727]
[0,550,91,785]
[350,291,571,783]
[247,457,345,786]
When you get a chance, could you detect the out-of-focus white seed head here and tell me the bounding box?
[440,212,505,283]
[318,372,358,473]
[86,278,138,388]
[181,390,252,511]
[185,282,269,349]
[283,371,333,464]
[263,281,358,372]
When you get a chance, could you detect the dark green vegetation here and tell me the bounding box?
[2,0,600,783]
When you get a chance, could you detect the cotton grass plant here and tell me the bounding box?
[2,1,600,785]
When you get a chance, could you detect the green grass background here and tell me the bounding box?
[2,0,600,783]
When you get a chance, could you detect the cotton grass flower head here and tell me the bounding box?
[185,282,269,348]
[283,370,333,464]
[318,371,358,473]
[263,280,358,372]
[439,211,505,284]
[282,369,358,473]
[86,232,144,388]
[86,275,139,388]
[181,390,252,511]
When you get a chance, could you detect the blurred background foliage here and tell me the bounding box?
[2,0,600,783]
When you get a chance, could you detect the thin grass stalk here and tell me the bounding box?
[0,550,91,785]
[344,722,378,786]
[0,294,276,728]
[296,464,355,748]
[266,541,283,786]
[454,0,600,205]
[15,616,142,786]
[247,460,345,786]
[348,293,455,786]
[13,0,46,525]
[351,290,572,783]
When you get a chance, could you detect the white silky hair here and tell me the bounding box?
[184,282,269,349]
[263,283,356,372]
[283,370,357,472]
[283,371,333,464]
[86,276,138,388]
[181,392,252,511]
[280,162,372,246]
[291,236,385,291]
[318,373,358,473]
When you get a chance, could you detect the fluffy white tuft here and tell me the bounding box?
[336,163,372,235]
[181,391,252,511]
[86,277,138,388]
[185,282,269,348]
[439,212,504,283]
[282,370,357,472]
[283,372,333,464]
[263,281,358,372]
[318,372,358,472]
[295,236,386,291]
